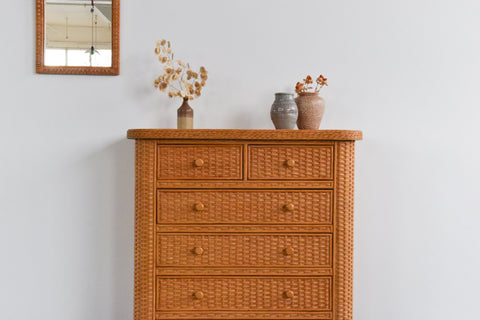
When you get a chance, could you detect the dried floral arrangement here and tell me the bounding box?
[295,75,328,94]
[153,39,208,100]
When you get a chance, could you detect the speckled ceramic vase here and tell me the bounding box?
[177,98,193,129]
[295,92,325,130]
[270,93,298,129]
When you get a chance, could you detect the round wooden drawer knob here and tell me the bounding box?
[283,247,294,256]
[193,247,204,255]
[284,290,295,298]
[193,291,205,299]
[284,159,296,168]
[194,203,205,211]
[193,159,204,167]
[283,203,295,212]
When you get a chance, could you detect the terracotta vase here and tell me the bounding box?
[270,93,298,129]
[177,98,193,129]
[295,92,325,130]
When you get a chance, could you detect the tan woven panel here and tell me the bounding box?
[155,311,333,319]
[157,190,332,224]
[134,141,156,320]
[334,141,356,320]
[248,145,333,180]
[157,145,242,180]
[156,277,331,311]
[156,234,332,267]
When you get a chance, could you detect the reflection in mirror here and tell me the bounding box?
[45,0,112,67]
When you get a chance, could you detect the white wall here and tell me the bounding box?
[1,0,479,319]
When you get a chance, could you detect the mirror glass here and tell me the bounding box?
[44,0,112,67]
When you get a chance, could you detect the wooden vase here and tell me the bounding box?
[295,92,325,130]
[177,98,193,129]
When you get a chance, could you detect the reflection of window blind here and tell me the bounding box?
[45,3,112,50]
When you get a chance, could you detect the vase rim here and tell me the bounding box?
[275,92,294,96]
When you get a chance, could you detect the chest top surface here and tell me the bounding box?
[127,129,362,141]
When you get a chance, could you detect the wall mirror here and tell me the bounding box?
[36,0,119,75]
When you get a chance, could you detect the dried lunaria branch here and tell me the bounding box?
[153,39,208,100]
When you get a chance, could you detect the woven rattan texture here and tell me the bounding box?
[156,224,333,233]
[127,129,362,141]
[155,311,333,319]
[131,131,360,320]
[155,267,333,276]
[156,234,332,267]
[157,145,242,180]
[156,277,331,311]
[334,141,355,320]
[248,145,333,180]
[134,141,156,320]
[157,190,332,224]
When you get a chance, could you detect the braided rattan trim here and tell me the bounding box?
[157,190,332,224]
[127,129,362,141]
[334,141,355,320]
[155,311,333,319]
[157,145,242,180]
[134,140,156,320]
[249,145,333,180]
[156,224,334,233]
[36,0,120,75]
[156,180,334,189]
[156,276,332,311]
[157,233,332,267]
[155,267,333,276]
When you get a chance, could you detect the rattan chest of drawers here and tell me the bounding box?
[127,129,362,320]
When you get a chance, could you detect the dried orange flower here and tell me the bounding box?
[295,74,328,94]
[316,75,328,86]
[154,39,208,101]
[295,82,305,93]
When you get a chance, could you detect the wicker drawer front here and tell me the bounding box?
[157,145,242,180]
[157,234,332,267]
[248,145,333,180]
[157,190,332,224]
[156,277,331,311]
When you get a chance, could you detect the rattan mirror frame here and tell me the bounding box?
[36,0,120,75]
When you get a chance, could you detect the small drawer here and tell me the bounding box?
[156,276,331,311]
[248,145,333,180]
[157,234,332,267]
[157,190,332,224]
[157,145,242,180]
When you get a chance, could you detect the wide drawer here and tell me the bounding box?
[156,276,331,311]
[157,190,332,224]
[248,145,333,180]
[157,145,243,180]
[157,233,332,267]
